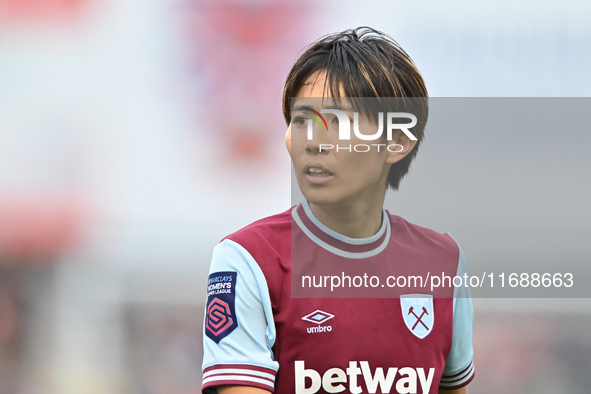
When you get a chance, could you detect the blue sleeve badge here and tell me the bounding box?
[205,271,238,344]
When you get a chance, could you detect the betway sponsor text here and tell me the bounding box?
[295,360,434,394]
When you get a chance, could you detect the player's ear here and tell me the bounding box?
[385,130,417,164]
[285,124,292,157]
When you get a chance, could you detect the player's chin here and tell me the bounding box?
[301,189,344,208]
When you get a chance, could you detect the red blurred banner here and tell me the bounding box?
[0,195,83,264]
[183,0,314,162]
[0,0,88,22]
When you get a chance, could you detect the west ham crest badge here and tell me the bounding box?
[400,294,434,339]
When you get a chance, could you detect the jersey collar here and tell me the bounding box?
[291,200,391,259]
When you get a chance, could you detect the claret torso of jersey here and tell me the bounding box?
[202,202,474,394]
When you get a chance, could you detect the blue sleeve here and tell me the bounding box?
[201,239,278,393]
[440,242,475,390]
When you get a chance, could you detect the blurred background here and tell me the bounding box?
[0,0,590,393]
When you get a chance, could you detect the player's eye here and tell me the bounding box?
[293,116,308,127]
[331,116,339,126]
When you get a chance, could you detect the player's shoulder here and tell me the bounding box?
[387,211,460,252]
[222,207,292,255]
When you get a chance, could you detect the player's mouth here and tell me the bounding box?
[304,164,333,184]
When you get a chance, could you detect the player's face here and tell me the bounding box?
[287,71,413,210]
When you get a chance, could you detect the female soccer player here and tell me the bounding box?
[202,27,474,394]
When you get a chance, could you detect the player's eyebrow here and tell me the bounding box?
[292,104,354,113]
[292,105,311,113]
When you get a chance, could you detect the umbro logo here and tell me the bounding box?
[302,310,334,333]
[302,310,334,324]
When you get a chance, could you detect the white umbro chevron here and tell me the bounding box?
[302,310,334,324]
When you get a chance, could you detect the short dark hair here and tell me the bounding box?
[282,27,428,190]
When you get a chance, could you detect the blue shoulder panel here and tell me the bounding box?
[441,239,475,388]
[202,239,278,373]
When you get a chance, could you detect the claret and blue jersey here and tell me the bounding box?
[202,201,475,393]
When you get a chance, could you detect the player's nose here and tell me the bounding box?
[305,124,331,155]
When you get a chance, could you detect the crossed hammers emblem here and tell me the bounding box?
[408,306,429,331]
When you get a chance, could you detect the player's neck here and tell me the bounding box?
[308,196,385,239]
